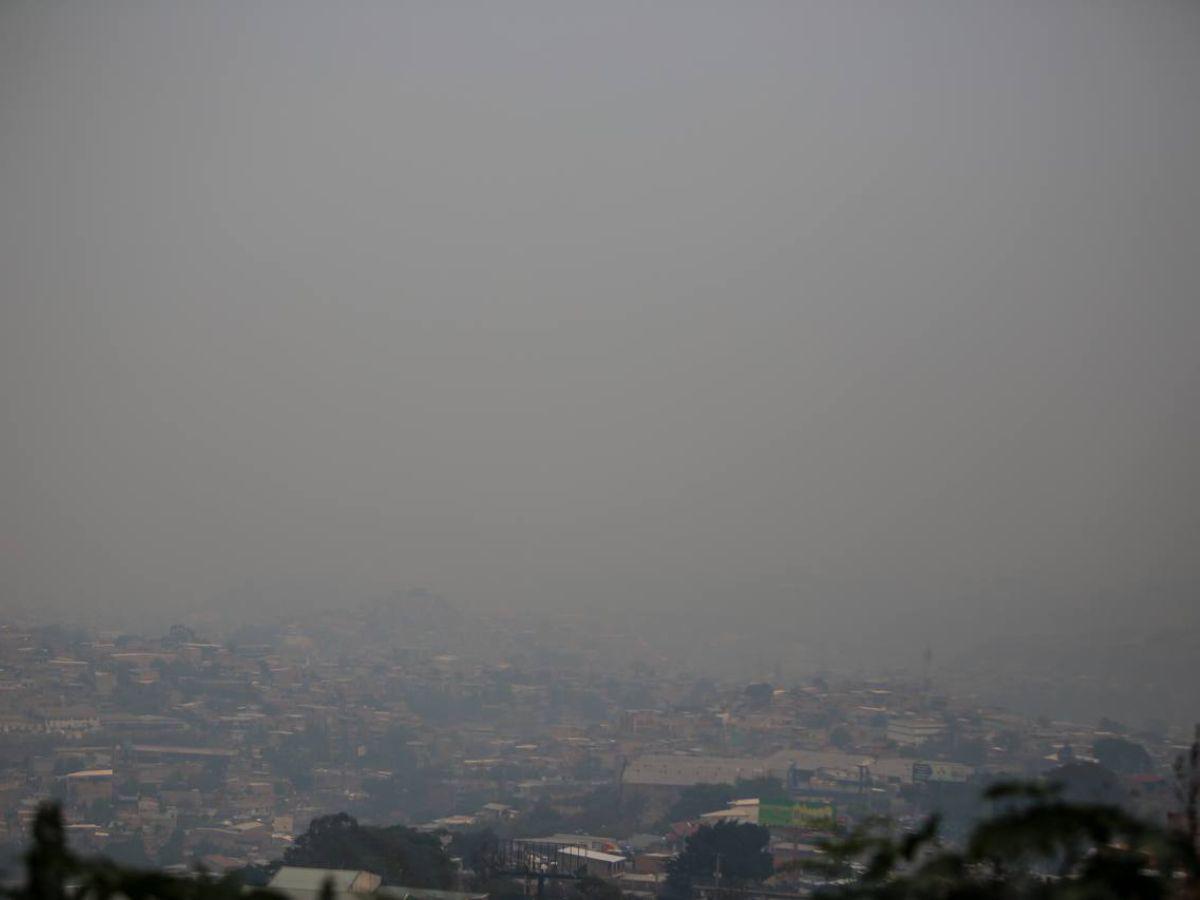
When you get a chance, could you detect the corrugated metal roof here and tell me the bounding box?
[269,867,379,894]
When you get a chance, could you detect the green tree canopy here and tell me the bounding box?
[283,813,454,889]
[1092,736,1153,774]
[664,822,773,900]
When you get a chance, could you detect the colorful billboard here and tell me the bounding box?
[758,801,837,830]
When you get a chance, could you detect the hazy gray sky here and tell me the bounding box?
[2,1,1198,647]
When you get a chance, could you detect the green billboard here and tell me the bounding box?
[758,801,837,831]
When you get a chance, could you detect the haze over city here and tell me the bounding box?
[5,4,1200,896]
[2,1,1199,722]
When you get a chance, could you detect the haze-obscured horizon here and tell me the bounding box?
[2,2,1198,691]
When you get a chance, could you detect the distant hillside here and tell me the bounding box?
[943,624,1200,728]
[359,589,465,640]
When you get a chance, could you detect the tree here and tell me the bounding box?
[85,798,113,825]
[1048,760,1125,806]
[515,786,647,839]
[284,813,454,888]
[664,822,772,900]
[1093,735,1153,774]
[448,829,501,887]
[830,725,853,750]
[158,826,187,867]
[195,758,229,793]
[733,776,789,806]
[1174,725,1200,857]
[164,624,197,647]
[103,832,152,869]
[780,781,1199,900]
[6,803,284,900]
[743,683,774,709]
[515,801,569,837]
[285,812,366,866]
[663,784,735,825]
[263,728,328,792]
[568,875,623,900]
[365,724,416,771]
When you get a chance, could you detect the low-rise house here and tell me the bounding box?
[63,769,113,807]
[885,717,946,747]
[40,707,101,737]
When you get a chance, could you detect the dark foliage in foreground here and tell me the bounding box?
[9,738,1200,900]
[2,804,285,900]
[785,782,1200,900]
